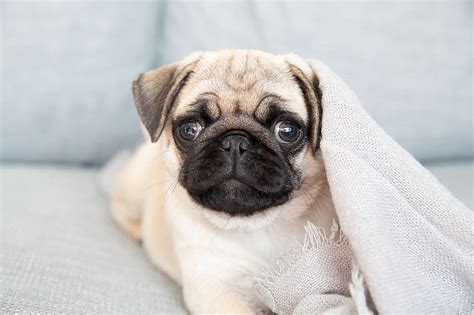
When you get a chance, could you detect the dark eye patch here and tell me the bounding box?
[258,103,306,130]
[174,99,218,127]
[254,102,308,156]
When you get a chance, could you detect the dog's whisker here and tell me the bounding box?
[299,187,315,209]
[143,179,176,191]
[165,180,180,199]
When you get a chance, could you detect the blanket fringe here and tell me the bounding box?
[349,262,373,315]
[255,219,349,288]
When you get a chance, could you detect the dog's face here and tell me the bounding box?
[133,50,324,222]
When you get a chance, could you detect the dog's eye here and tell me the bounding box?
[179,120,203,141]
[274,121,301,143]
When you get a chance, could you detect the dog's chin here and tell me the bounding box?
[202,205,285,231]
[188,179,291,217]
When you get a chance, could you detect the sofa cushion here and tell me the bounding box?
[425,161,473,209]
[3,2,472,166]
[159,0,473,162]
[0,164,186,313]
[1,1,161,165]
[1,161,471,312]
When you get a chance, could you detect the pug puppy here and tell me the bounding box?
[110,50,336,314]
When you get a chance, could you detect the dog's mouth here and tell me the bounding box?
[188,178,291,216]
[179,129,298,216]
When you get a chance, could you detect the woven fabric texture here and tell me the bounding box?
[0,165,186,313]
[255,60,474,314]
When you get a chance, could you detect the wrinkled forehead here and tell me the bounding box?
[174,52,308,122]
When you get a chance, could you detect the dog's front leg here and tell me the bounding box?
[178,252,256,314]
[182,277,254,314]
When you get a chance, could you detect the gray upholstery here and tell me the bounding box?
[160,0,473,162]
[2,1,472,165]
[0,165,186,313]
[1,1,160,165]
[1,162,471,313]
[425,161,474,209]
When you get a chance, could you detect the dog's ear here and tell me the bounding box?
[132,57,199,142]
[286,57,323,153]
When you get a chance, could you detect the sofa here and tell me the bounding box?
[1,1,472,313]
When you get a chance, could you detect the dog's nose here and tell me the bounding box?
[221,134,250,154]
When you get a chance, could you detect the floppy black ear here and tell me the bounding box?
[132,62,196,142]
[288,63,323,153]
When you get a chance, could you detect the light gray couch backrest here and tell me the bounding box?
[2,2,160,165]
[2,1,472,165]
[159,1,473,162]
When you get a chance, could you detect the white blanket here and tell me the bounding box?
[255,60,474,314]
